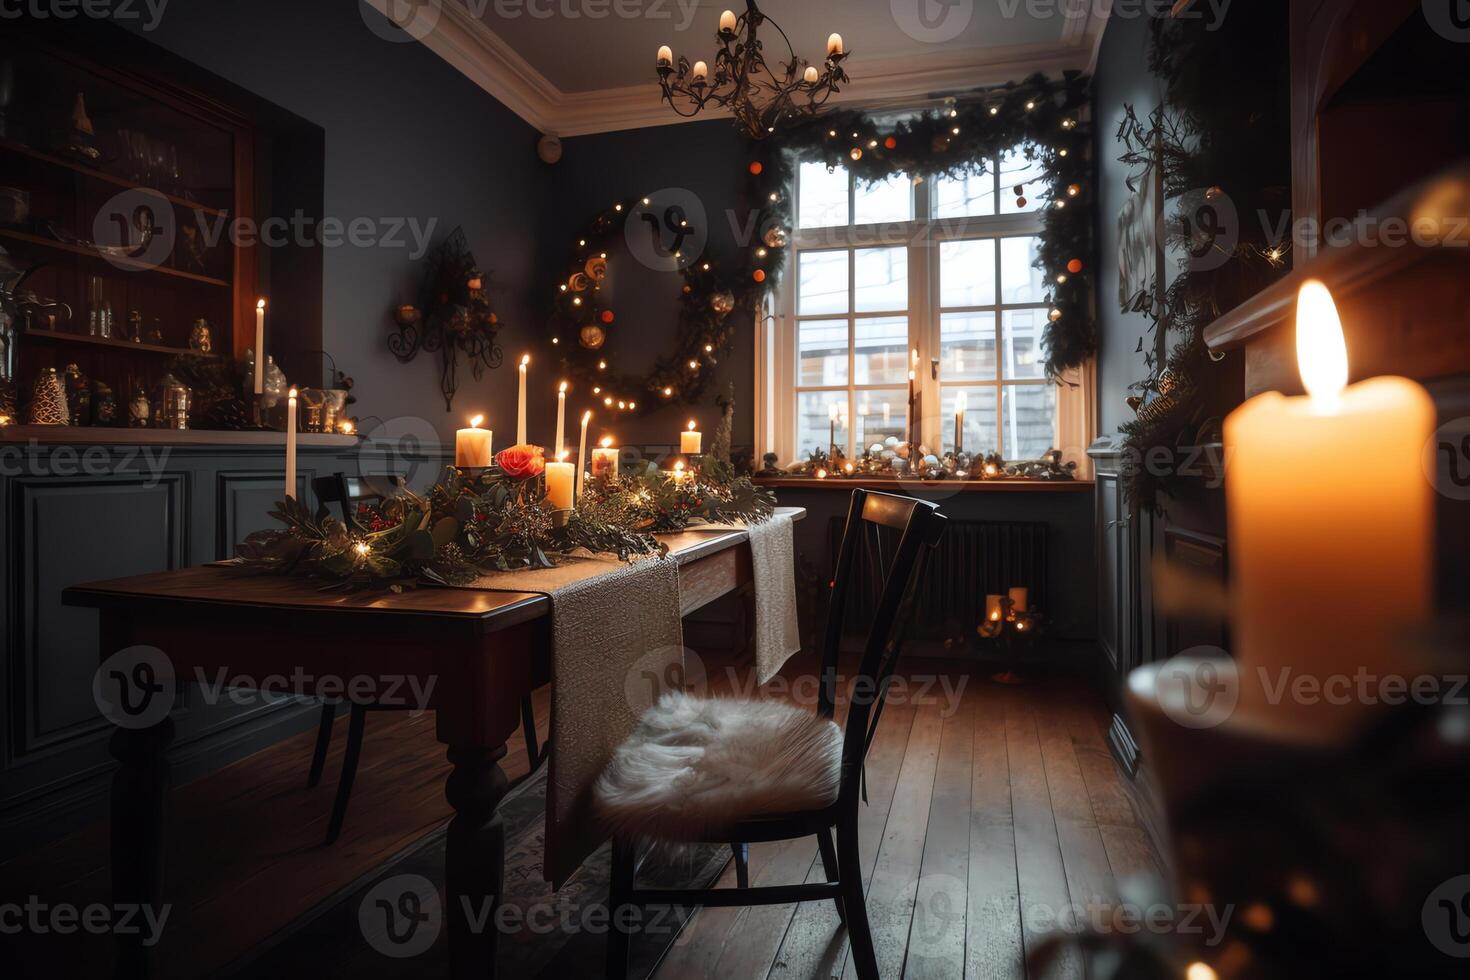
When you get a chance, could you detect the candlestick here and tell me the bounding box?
[575,409,591,498]
[284,387,297,499]
[555,381,567,456]
[545,453,574,510]
[828,402,838,458]
[456,414,493,468]
[1224,280,1434,732]
[254,299,266,395]
[592,436,619,480]
[954,390,967,455]
[827,32,844,57]
[681,419,702,455]
[516,354,529,445]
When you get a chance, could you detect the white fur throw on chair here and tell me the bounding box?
[593,691,843,841]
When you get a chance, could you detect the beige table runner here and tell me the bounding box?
[460,554,682,888]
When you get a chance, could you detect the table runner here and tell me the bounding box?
[746,511,802,684]
[460,554,683,888]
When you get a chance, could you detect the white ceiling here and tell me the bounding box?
[366,0,1108,136]
[479,0,1073,93]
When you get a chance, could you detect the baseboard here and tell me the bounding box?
[1107,712,1141,777]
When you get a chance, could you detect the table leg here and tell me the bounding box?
[444,743,509,979]
[109,717,174,980]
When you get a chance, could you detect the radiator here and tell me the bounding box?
[826,516,1049,642]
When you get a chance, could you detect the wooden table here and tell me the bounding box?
[63,509,804,979]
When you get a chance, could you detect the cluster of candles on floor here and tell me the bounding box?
[978,586,1032,638]
[440,355,704,510]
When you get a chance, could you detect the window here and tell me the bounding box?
[762,150,1091,467]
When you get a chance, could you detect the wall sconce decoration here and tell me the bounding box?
[387,227,504,411]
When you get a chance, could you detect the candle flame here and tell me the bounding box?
[582,410,592,423]
[288,386,298,400]
[674,461,685,473]
[955,390,967,413]
[1296,279,1348,409]
[469,414,484,428]
[559,381,568,393]
[600,436,614,448]
[340,421,355,434]
[687,419,697,431]
[256,298,266,311]
[520,354,530,368]
[557,450,568,462]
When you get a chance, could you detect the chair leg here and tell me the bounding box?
[837,817,879,980]
[324,704,367,845]
[731,842,750,888]
[816,828,846,926]
[605,837,635,980]
[306,702,336,788]
[520,694,541,771]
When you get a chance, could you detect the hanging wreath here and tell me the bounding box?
[741,71,1095,377]
[550,195,749,416]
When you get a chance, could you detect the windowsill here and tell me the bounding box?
[754,476,1093,493]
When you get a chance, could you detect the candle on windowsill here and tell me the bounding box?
[681,419,702,454]
[954,390,967,455]
[592,436,619,479]
[284,387,298,499]
[1224,280,1434,733]
[456,415,493,468]
[545,452,575,510]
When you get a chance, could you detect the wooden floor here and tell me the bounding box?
[0,650,1165,979]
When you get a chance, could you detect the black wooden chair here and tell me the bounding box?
[306,473,545,844]
[599,488,945,979]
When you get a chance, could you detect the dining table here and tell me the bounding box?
[62,507,805,979]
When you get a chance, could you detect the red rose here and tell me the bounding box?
[496,444,545,479]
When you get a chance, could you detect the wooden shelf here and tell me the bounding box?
[0,229,231,288]
[22,327,202,357]
[755,477,1093,493]
[0,425,361,448]
[0,138,229,217]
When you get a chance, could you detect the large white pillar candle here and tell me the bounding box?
[545,454,574,510]
[681,419,702,454]
[592,437,619,479]
[456,415,493,468]
[1224,280,1434,732]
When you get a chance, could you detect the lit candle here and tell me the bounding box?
[691,60,708,80]
[803,65,819,84]
[1224,280,1434,731]
[672,460,688,483]
[827,33,844,57]
[555,381,567,457]
[656,44,673,66]
[517,354,529,445]
[575,409,591,498]
[456,414,493,468]
[285,387,298,499]
[828,402,838,456]
[719,8,736,33]
[254,299,266,395]
[592,436,619,479]
[985,594,1004,622]
[1008,587,1028,613]
[545,452,574,510]
[954,389,967,454]
[882,401,891,427]
[681,419,702,454]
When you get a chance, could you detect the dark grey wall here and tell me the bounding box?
[1092,13,1164,437]
[551,120,756,452]
[124,0,557,444]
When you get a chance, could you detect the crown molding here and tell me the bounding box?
[376,0,1108,139]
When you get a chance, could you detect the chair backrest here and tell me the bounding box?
[816,489,945,805]
[312,472,407,530]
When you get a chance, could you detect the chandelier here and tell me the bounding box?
[654,0,850,139]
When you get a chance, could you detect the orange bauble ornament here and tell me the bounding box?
[752,269,766,283]
[749,161,763,175]
[600,309,614,324]
[883,136,897,150]
[1067,258,1084,274]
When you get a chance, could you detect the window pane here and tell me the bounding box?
[853,247,906,312]
[1002,383,1057,459]
[798,318,849,386]
[854,173,912,225]
[934,166,995,219]
[939,312,997,381]
[798,249,848,315]
[940,385,998,456]
[1002,309,1046,380]
[798,160,849,229]
[939,239,995,308]
[855,316,908,385]
[999,236,1046,304]
[998,145,1046,215]
[796,390,849,458]
[854,388,907,451]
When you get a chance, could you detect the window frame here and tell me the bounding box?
[765,160,1069,466]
